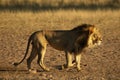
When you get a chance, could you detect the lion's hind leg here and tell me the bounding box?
[37,44,50,71]
[27,45,37,73]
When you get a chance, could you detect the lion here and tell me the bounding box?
[13,24,102,73]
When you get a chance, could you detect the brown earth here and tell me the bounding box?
[0,10,120,80]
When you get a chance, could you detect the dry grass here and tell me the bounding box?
[0,10,119,29]
[0,3,120,80]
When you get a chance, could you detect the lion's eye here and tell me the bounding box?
[92,34,97,39]
[99,38,102,41]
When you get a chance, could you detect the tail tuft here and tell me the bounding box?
[13,63,19,67]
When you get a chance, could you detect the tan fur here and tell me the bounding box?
[13,24,102,72]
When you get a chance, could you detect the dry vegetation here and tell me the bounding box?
[0,0,120,80]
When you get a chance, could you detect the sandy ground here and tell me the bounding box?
[0,10,120,80]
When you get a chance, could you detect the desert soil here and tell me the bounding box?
[0,10,120,80]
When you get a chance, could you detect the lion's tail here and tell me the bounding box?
[13,34,33,66]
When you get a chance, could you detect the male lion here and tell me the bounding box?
[14,24,102,73]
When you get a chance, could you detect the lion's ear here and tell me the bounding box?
[89,25,95,34]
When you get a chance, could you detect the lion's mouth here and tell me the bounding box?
[97,41,102,45]
[88,40,102,48]
[94,41,102,46]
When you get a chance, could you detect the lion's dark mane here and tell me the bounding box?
[72,24,93,31]
[70,24,93,54]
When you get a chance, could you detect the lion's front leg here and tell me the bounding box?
[62,52,74,70]
[75,54,81,71]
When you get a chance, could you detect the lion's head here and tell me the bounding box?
[87,25,102,47]
[73,24,102,53]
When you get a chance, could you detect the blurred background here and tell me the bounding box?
[0,0,120,11]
